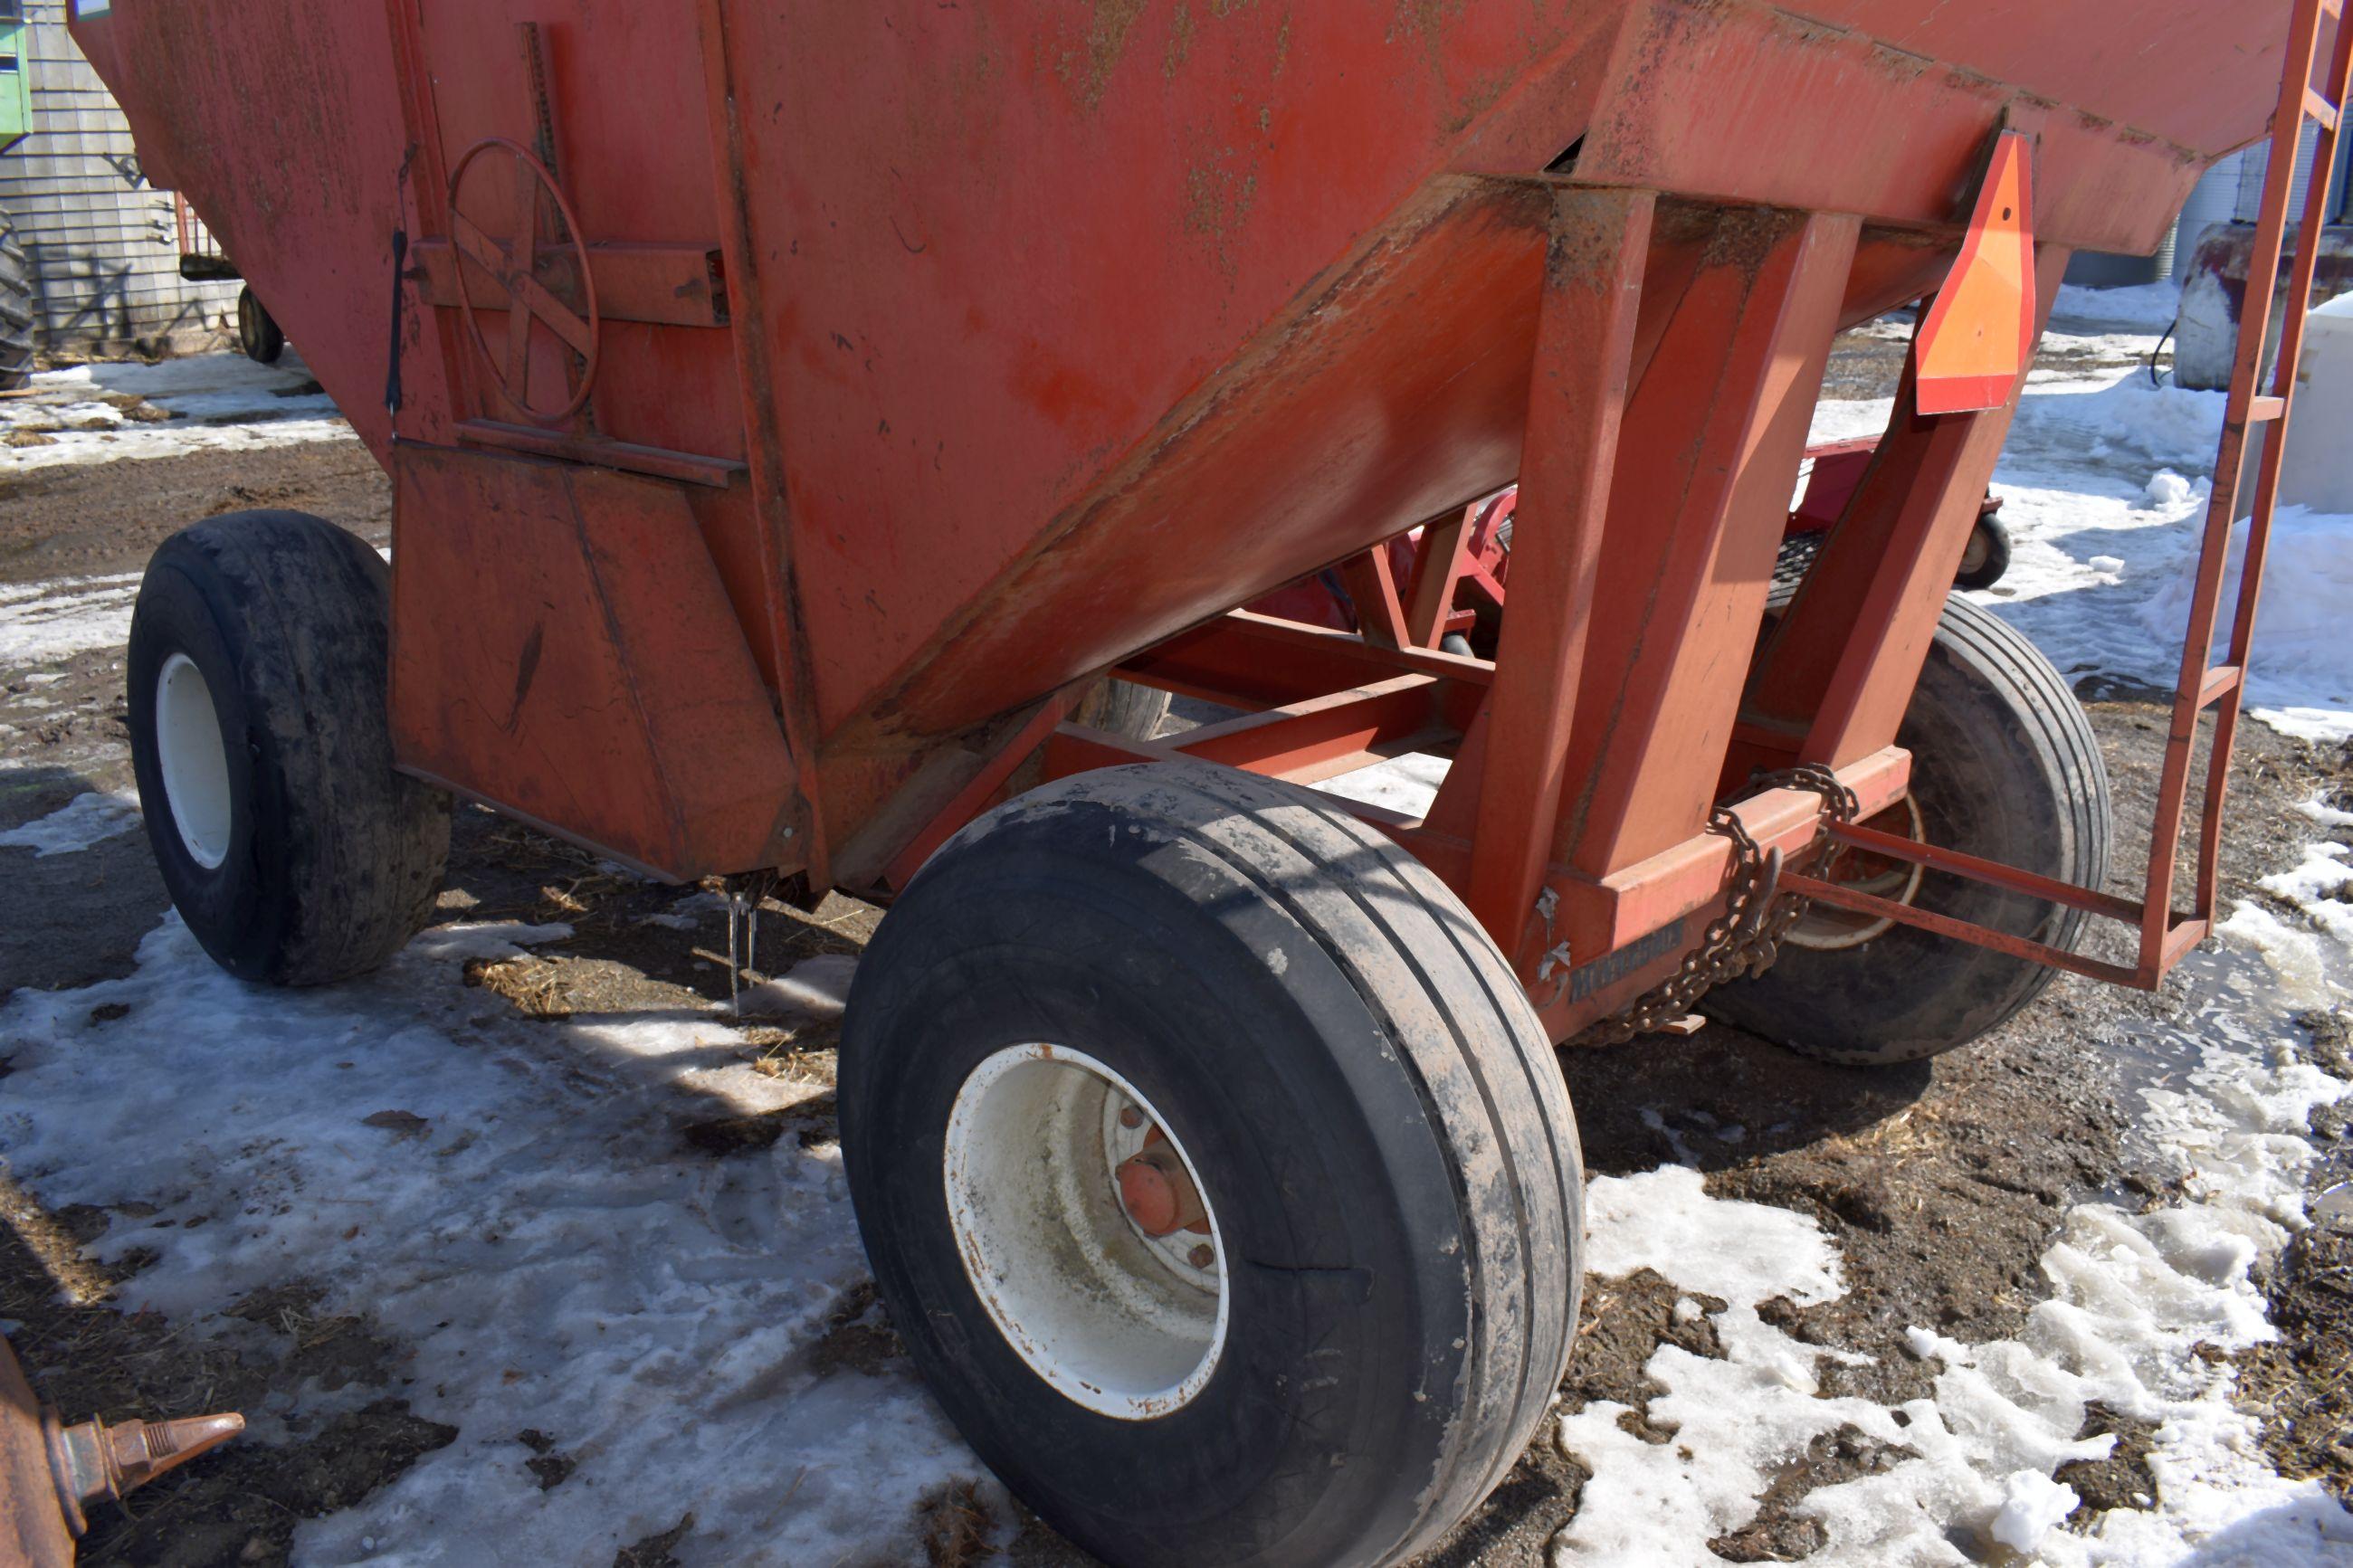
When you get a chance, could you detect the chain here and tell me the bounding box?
[1590,763,1862,1044]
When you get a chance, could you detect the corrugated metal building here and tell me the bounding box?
[0,0,233,357]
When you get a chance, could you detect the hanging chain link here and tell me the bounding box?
[1591,763,1863,1044]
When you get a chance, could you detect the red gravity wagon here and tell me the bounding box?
[72,0,2345,1561]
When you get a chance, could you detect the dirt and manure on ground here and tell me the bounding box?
[1,369,2348,1564]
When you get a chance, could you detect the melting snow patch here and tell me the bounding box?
[2136,508,2353,742]
[1876,363,2353,748]
[1556,1021,2353,1567]
[0,575,140,671]
[0,917,981,1565]
[2053,282,2185,335]
[0,791,141,856]
[2300,798,2353,831]
[735,953,860,1022]
[0,353,351,470]
[1314,750,1450,818]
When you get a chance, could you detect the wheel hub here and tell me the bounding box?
[1785,794,1928,951]
[1114,1136,1209,1239]
[943,1046,1228,1420]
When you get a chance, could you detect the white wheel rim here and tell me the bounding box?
[943,1045,1229,1420]
[1785,794,1927,952]
[155,651,233,870]
[1960,528,1990,575]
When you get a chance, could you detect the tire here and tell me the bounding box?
[1704,594,2110,1064]
[237,285,286,366]
[0,211,36,393]
[1773,531,1823,593]
[1072,677,1174,742]
[842,762,1581,1568]
[128,511,449,986]
[1955,510,2013,591]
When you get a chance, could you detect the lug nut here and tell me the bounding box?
[1119,1106,1144,1130]
[1189,1244,1215,1269]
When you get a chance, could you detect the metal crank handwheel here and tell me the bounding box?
[842,762,1582,1568]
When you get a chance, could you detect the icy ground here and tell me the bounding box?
[0,574,140,677]
[3,304,2353,1564]
[1809,352,2353,746]
[0,922,980,1565]
[0,352,350,470]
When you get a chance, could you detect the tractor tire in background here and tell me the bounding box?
[128,510,450,986]
[237,285,287,365]
[843,762,1582,1568]
[0,210,36,392]
[1954,510,2014,591]
[1703,592,2110,1064]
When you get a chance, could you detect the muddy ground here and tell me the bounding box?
[1,329,2347,1566]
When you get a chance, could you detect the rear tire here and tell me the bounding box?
[0,211,36,392]
[1704,594,2109,1064]
[236,285,286,366]
[128,511,449,985]
[843,762,1581,1568]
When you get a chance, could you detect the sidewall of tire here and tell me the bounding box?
[128,516,447,985]
[129,553,281,976]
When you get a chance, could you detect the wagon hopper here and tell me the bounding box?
[71,0,2348,1562]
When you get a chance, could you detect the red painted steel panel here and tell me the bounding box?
[388,445,799,880]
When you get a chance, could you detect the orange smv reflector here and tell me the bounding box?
[1915,132,2037,416]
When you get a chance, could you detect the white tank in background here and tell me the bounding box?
[2281,290,2353,514]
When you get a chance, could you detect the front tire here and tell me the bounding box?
[129,511,449,985]
[843,762,1580,1568]
[1704,594,2110,1063]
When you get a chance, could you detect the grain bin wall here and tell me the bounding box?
[0,0,233,357]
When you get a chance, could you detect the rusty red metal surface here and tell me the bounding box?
[71,0,2313,1041]
[3,1335,243,1567]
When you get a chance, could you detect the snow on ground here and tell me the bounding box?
[1554,986,2353,1568]
[2053,281,2186,335]
[1983,373,2353,745]
[0,574,140,674]
[1817,365,2351,749]
[0,790,141,855]
[0,352,350,470]
[0,918,989,1566]
[5,904,2348,1564]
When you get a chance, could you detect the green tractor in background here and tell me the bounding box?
[1,0,34,390]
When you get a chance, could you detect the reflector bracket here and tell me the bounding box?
[1915,133,2037,415]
